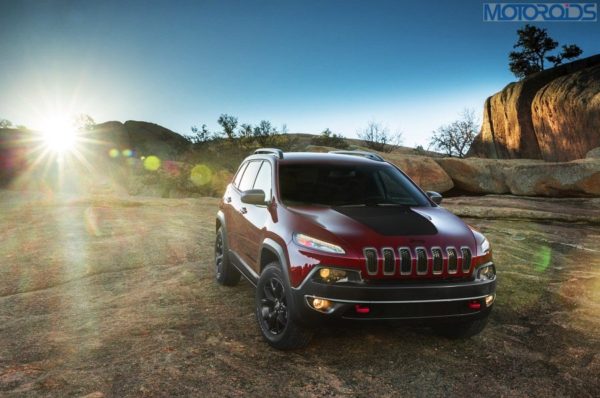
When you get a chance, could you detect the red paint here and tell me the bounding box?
[219,152,493,288]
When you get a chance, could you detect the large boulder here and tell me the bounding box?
[436,157,600,197]
[469,54,600,161]
[384,153,454,193]
[435,158,540,194]
[504,159,600,196]
[586,147,600,159]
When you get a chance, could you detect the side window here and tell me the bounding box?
[238,161,261,191]
[253,161,272,199]
[233,162,248,188]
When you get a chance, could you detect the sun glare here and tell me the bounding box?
[40,115,78,153]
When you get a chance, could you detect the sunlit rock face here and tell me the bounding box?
[469,54,600,162]
[435,157,600,197]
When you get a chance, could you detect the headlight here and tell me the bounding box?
[314,267,362,283]
[477,264,496,281]
[293,233,345,254]
[480,237,490,254]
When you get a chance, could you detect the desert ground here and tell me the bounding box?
[1,191,599,397]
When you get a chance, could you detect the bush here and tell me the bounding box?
[311,129,349,149]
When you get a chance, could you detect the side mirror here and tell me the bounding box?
[426,191,443,205]
[241,189,266,205]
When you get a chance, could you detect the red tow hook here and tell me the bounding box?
[355,304,370,314]
[468,300,481,310]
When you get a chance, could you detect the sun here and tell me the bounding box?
[40,115,78,153]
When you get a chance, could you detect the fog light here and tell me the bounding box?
[485,294,495,307]
[319,268,331,279]
[312,298,331,311]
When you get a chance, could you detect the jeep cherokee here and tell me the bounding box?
[215,148,496,349]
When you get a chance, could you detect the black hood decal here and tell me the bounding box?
[333,206,438,236]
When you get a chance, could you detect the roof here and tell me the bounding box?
[247,151,385,165]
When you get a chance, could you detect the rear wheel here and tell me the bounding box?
[256,264,313,350]
[433,314,490,339]
[214,227,240,286]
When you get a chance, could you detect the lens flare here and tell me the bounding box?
[144,155,161,171]
[533,245,552,272]
[190,164,212,186]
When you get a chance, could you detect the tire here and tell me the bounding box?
[214,227,240,286]
[433,314,490,339]
[255,263,313,350]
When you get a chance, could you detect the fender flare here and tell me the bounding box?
[216,210,226,233]
[260,238,291,286]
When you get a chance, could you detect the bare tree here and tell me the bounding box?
[429,109,479,158]
[358,121,403,153]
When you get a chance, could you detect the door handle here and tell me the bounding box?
[225,196,232,203]
[240,207,247,214]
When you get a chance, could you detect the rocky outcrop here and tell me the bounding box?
[92,121,189,159]
[435,158,542,194]
[436,157,600,197]
[384,154,454,193]
[469,54,600,161]
[586,147,600,159]
[504,159,600,196]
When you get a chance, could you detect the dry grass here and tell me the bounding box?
[0,192,599,397]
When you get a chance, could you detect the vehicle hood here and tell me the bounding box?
[286,205,476,252]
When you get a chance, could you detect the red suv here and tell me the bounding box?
[215,148,496,349]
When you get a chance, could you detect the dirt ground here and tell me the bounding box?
[1,191,599,397]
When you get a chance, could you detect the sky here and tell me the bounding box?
[1,0,599,147]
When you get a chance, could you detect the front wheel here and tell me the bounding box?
[255,264,313,350]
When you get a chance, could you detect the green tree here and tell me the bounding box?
[217,114,238,140]
[0,119,13,128]
[189,124,211,144]
[509,24,583,79]
[253,120,277,146]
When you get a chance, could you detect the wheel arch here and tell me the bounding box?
[260,238,291,284]
[216,210,226,233]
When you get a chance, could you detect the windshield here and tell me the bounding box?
[279,163,431,207]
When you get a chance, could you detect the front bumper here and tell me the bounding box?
[291,272,496,324]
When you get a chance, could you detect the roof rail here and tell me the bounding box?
[254,148,283,159]
[329,150,385,162]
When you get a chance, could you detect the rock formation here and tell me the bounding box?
[469,54,600,161]
[435,157,600,197]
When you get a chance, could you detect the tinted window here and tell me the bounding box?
[253,162,272,198]
[279,163,429,207]
[233,162,248,188]
[238,161,261,191]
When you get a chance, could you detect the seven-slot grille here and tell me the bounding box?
[363,246,473,277]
